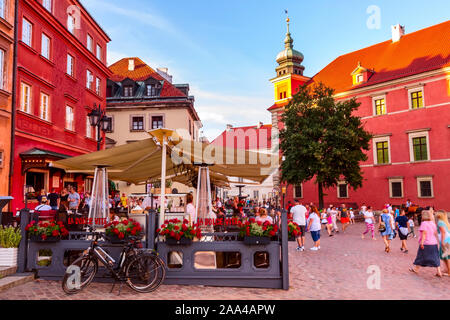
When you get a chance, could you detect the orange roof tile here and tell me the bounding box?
[308,20,450,94]
[108,57,186,97]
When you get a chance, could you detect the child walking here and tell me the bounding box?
[408,216,416,238]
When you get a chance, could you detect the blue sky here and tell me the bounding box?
[82,0,450,141]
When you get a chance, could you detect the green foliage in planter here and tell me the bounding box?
[0,226,22,248]
[37,259,51,267]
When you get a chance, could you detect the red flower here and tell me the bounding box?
[113,228,120,235]
[52,230,59,237]
[257,221,262,226]
[131,229,137,236]
[41,234,47,240]
[183,219,189,224]
[170,231,175,238]
[179,231,184,236]
[269,231,275,237]
[164,220,169,224]
[122,220,129,225]
[190,230,196,235]
[182,224,188,231]
[118,232,125,239]
[174,225,180,231]
[156,228,161,233]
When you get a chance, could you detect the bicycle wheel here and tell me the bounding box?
[125,254,164,293]
[62,254,98,294]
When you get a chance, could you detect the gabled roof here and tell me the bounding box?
[108,57,186,98]
[212,124,272,150]
[308,20,450,94]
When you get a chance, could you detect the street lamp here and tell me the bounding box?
[88,103,111,151]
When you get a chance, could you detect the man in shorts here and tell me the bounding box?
[290,199,307,251]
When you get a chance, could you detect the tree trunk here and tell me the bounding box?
[318,181,324,210]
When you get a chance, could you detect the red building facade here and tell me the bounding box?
[11,0,111,211]
[269,20,450,210]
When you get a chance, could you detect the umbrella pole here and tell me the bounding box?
[159,135,167,228]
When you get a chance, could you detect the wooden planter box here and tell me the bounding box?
[166,237,192,245]
[243,236,271,245]
[0,248,18,267]
[29,235,60,243]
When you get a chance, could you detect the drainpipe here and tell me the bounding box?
[8,0,19,209]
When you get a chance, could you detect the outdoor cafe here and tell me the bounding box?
[15,129,289,290]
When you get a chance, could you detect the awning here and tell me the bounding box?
[52,130,276,186]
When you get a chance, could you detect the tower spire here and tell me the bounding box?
[284,9,293,49]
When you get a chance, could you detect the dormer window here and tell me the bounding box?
[146,84,158,97]
[351,62,373,86]
[356,74,364,84]
[123,86,133,97]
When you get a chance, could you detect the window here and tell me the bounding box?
[253,190,259,199]
[41,33,50,59]
[0,150,3,168]
[86,116,92,138]
[356,74,364,84]
[42,0,51,12]
[294,184,302,198]
[95,77,101,95]
[0,0,5,19]
[410,90,424,109]
[408,131,430,162]
[96,44,101,60]
[20,82,31,113]
[123,85,133,97]
[189,119,192,135]
[412,137,428,161]
[0,49,4,90]
[374,97,386,115]
[40,93,49,121]
[67,14,75,34]
[417,176,433,198]
[151,116,163,129]
[67,54,74,76]
[65,106,74,131]
[376,141,389,164]
[146,84,158,96]
[87,34,93,52]
[337,182,348,198]
[86,70,93,89]
[22,18,33,46]
[131,116,144,131]
[389,178,403,198]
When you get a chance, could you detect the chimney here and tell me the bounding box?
[257,121,263,129]
[157,68,173,83]
[226,124,233,131]
[391,24,405,43]
[128,59,135,71]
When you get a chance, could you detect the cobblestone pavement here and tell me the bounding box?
[1,223,448,300]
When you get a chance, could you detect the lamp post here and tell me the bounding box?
[88,103,111,151]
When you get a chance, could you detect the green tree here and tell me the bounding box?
[279,82,372,209]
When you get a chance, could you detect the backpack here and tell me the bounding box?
[378,221,386,233]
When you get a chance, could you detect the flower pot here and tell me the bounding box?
[243,236,271,245]
[29,235,60,243]
[0,248,18,267]
[107,235,128,244]
[165,237,192,245]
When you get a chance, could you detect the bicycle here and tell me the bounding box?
[62,232,166,295]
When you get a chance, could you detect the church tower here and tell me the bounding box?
[269,13,310,202]
[270,13,310,106]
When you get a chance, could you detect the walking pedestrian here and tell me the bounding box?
[349,208,355,224]
[362,206,376,240]
[290,199,307,251]
[436,210,450,276]
[307,206,321,251]
[408,216,416,238]
[379,209,394,253]
[331,206,339,233]
[396,209,409,253]
[409,210,443,277]
[339,204,350,233]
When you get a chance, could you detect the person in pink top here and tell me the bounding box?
[409,210,443,277]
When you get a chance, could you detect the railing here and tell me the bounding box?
[17,209,289,290]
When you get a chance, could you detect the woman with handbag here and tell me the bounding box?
[395,209,409,253]
[379,209,394,253]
